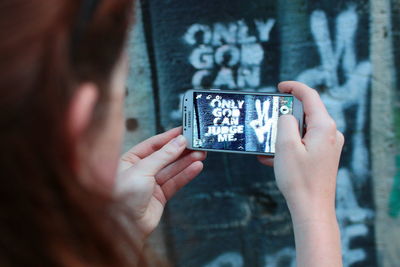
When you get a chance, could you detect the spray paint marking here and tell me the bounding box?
[249,97,279,152]
[203,252,243,267]
[298,5,372,183]
[250,99,272,143]
[264,247,296,267]
[171,19,276,121]
[184,19,276,90]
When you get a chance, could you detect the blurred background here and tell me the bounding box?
[123,0,400,266]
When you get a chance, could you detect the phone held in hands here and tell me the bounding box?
[182,89,304,156]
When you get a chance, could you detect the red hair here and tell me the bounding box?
[0,0,144,266]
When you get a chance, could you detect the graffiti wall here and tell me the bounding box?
[123,0,400,266]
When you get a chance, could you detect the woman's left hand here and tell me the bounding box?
[115,127,206,240]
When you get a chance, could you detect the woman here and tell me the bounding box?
[0,0,344,266]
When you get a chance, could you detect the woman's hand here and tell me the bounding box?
[258,81,344,220]
[258,81,344,267]
[115,127,206,240]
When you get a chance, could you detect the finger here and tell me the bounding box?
[133,135,187,177]
[122,127,182,163]
[161,161,203,201]
[257,156,274,167]
[119,147,193,176]
[277,81,331,128]
[156,151,207,185]
[176,148,197,159]
[275,115,304,154]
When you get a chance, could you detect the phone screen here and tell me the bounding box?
[192,92,294,154]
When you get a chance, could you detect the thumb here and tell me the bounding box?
[275,115,303,154]
[133,135,187,177]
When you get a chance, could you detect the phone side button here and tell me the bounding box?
[184,113,187,126]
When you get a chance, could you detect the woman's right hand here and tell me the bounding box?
[259,81,344,222]
[258,81,344,267]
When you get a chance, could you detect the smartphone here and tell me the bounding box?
[182,89,304,156]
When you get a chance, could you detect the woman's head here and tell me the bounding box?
[0,0,137,265]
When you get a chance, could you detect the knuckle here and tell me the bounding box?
[163,145,177,157]
[322,119,337,132]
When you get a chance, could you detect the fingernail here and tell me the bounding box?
[172,135,186,147]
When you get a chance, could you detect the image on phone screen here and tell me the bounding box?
[192,92,294,154]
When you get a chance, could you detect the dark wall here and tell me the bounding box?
[139,0,376,266]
